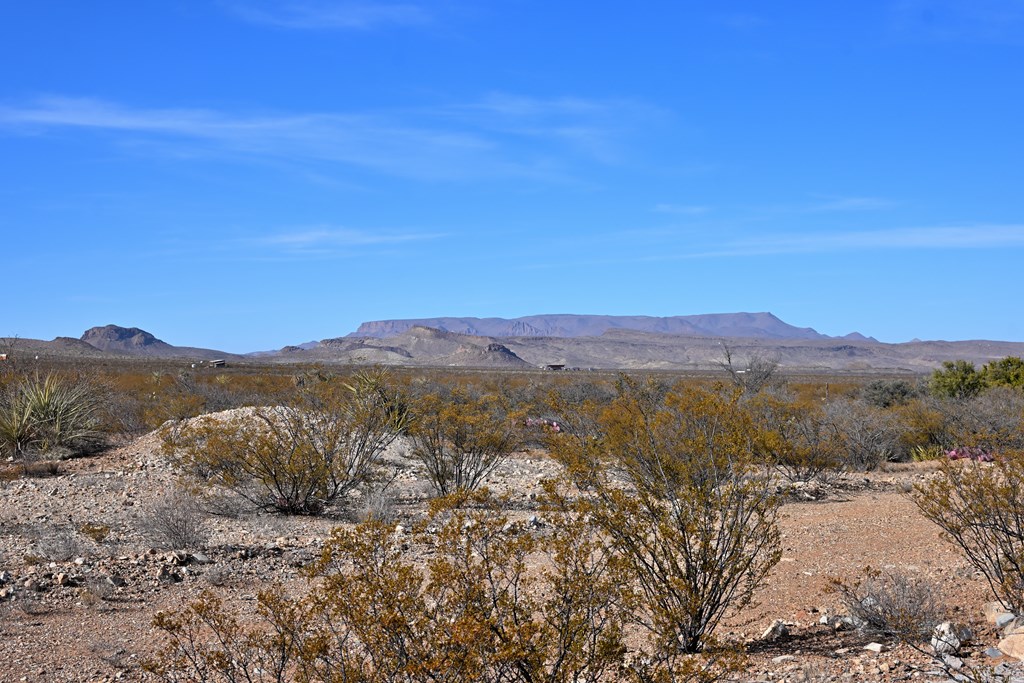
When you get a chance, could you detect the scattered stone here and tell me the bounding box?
[760,620,789,641]
[998,632,1024,662]
[105,574,127,588]
[942,655,964,670]
[168,551,189,566]
[932,621,972,655]
[771,655,796,664]
[189,551,212,565]
[984,601,1013,623]
[829,614,862,631]
[1004,618,1024,637]
[54,572,77,587]
[157,566,182,583]
[984,647,1004,659]
[864,642,885,654]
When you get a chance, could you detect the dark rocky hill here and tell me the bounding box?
[81,325,176,355]
[79,325,233,360]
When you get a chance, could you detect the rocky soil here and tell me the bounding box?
[1,423,1022,682]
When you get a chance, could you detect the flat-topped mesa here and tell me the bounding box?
[349,313,838,340]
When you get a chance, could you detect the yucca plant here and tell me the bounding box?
[0,392,38,457]
[0,373,102,458]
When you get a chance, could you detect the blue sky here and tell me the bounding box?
[3,1,1023,352]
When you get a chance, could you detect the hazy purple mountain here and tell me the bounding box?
[350,313,841,340]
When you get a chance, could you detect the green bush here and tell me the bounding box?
[930,360,985,399]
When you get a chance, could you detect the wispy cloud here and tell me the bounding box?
[802,196,896,212]
[0,94,657,182]
[653,203,712,215]
[225,1,430,30]
[731,224,1024,254]
[255,226,446,251]
[446,93,667,163]
[530,224,1024,270]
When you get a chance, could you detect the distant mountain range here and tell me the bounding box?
[350,313,875,342]
[2,314,1022,373]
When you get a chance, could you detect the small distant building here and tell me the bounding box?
[543,363,566,371]
[209,359,227,368]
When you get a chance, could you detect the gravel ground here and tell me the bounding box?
[0,419,1020,682]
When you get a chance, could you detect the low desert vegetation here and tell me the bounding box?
[0,371,103,460]
[829,568,945,643]
[163,369,411,515]
[145,488,749,683]
[4,353,1024,680]
[408,385,525,496]
[913,452,1024,614]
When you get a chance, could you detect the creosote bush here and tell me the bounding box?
[551,377,782,656]
[148,491,742,683]
[409,387,524,496]
[163,369,410,515]
[748,390,842,484]
[913,453,1024,613]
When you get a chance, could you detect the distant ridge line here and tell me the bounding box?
[349,312,871,341]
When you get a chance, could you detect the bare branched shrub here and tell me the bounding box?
[718,344,781,395]
[939,387,1024,454]
[829,568,944,642]
[352,482,397,523]
[140,491,210,550]
[409,388,523,496]
[164,370,410,515]
[913,454,1024,612]
[80,577,114,609]
[32,526,83,563]
[749,390,843,484]
[827,398,902,469]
